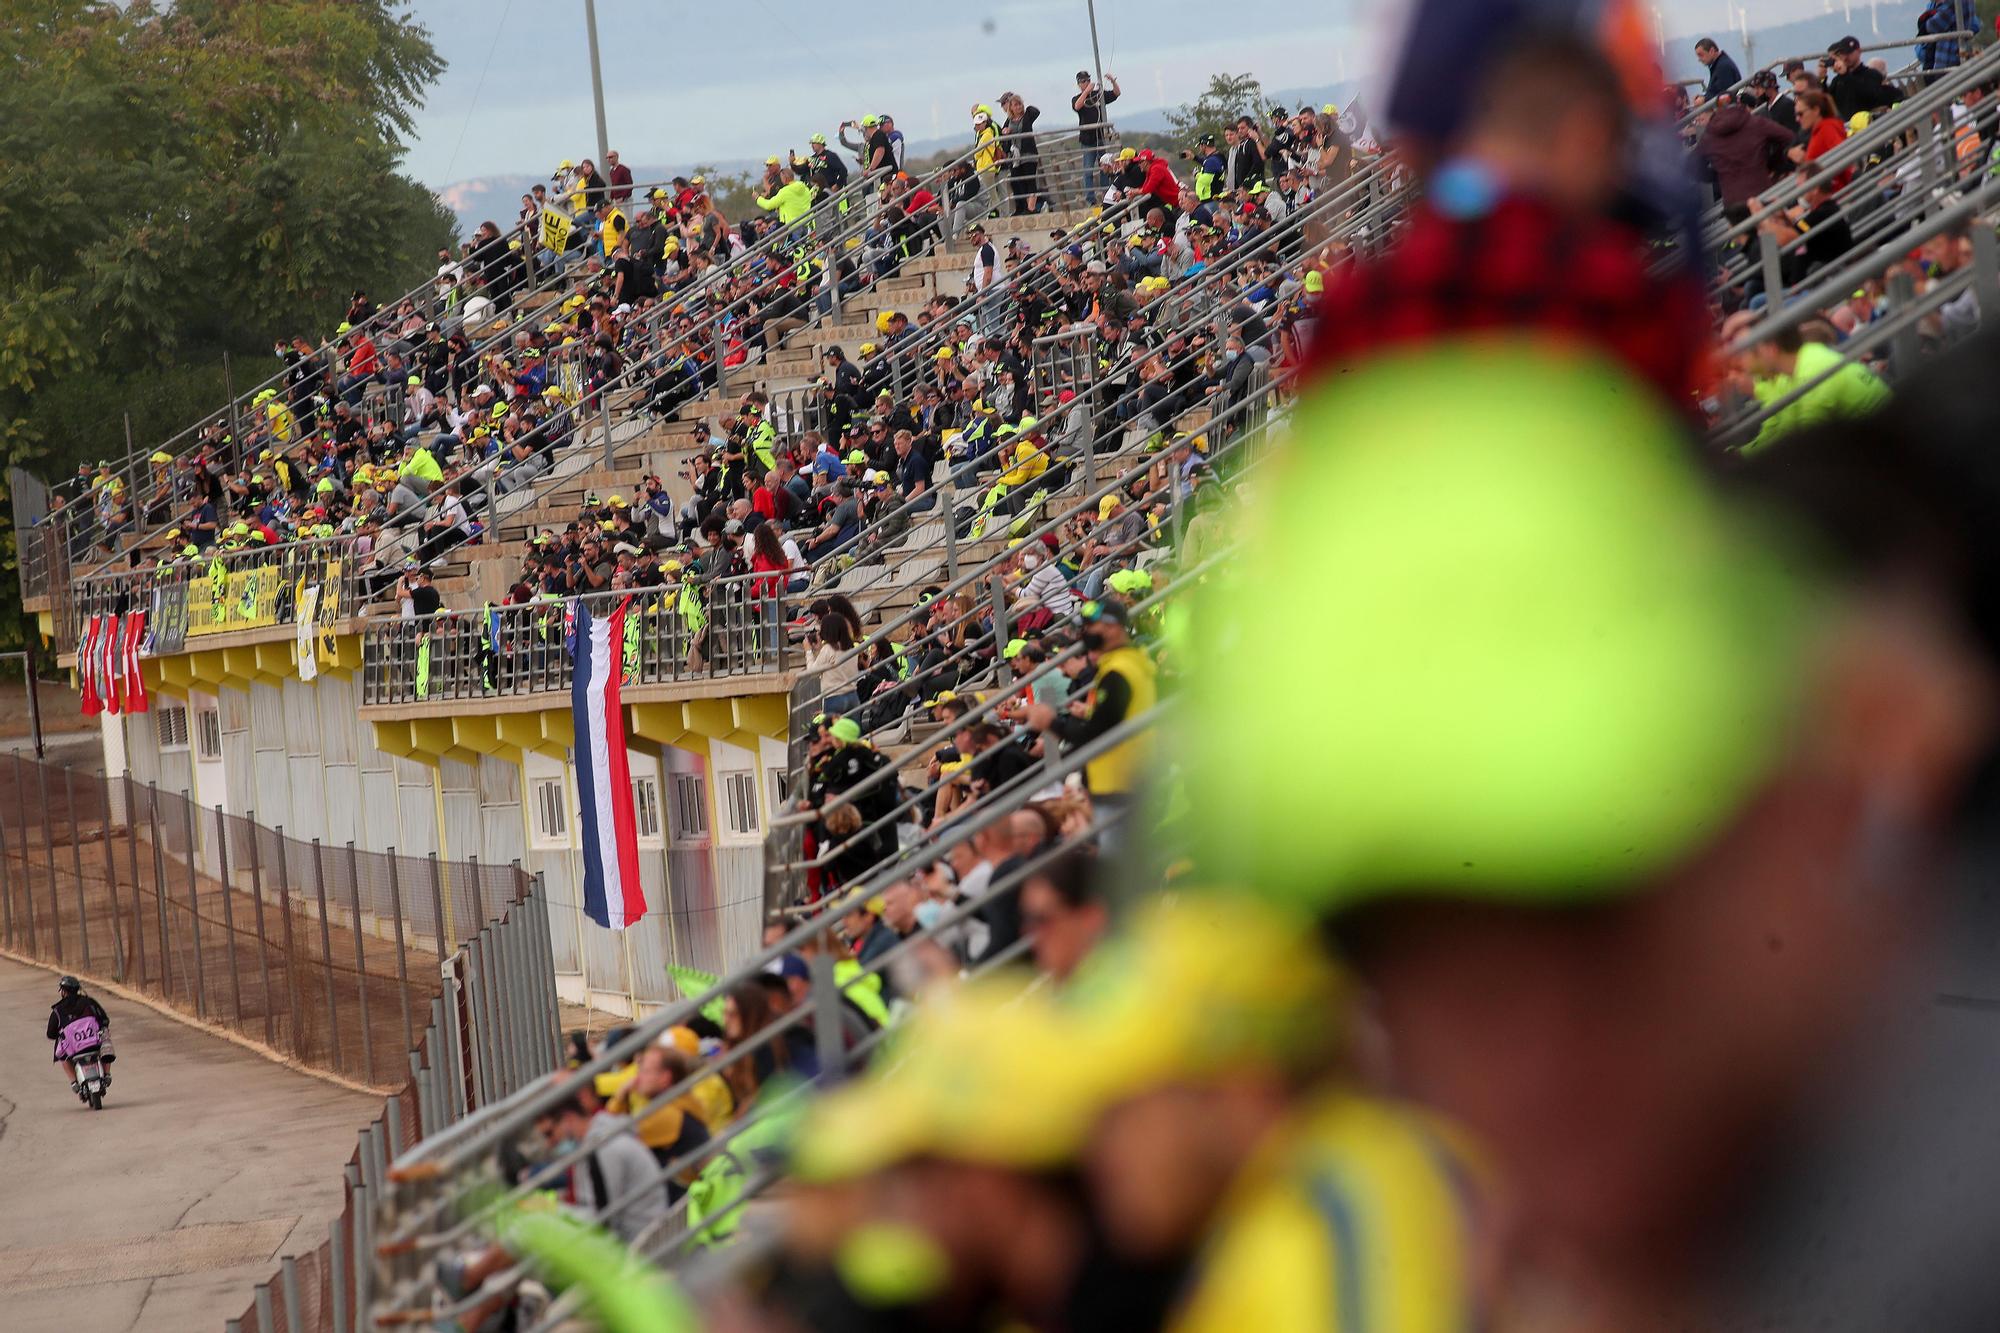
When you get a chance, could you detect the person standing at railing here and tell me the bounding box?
[1694,37,1743,104]
[1822,36,1901,122]
[1000,92,1047,215]
[1918,1,1981,76]
[1074,69,1122,196]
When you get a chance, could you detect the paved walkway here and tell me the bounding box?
[0,954,374,1331]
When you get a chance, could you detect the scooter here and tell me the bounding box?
[57,1015,112,1111]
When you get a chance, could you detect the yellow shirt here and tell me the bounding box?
[1169,1090,1485,1333]
[1083,643,1157,795]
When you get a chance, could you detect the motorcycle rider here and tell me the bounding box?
[47,975,110,1094]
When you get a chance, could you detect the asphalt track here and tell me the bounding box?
[0,954,374,1331]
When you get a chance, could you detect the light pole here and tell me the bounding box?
[584,0,610,170]
[1086,0,1105,104]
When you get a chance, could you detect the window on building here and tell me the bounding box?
[632,775,663,844]
[194,706,222,762]
[155,703,189,753]
[768,767,788,820]
[670,773,708,843]
[532,777,568,847]
[720,769,761,838]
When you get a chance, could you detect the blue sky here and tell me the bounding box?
[395,0,1904,189]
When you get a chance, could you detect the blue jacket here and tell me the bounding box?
[1920,1,1980,70]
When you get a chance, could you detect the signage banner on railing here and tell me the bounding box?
[297,583,321,682]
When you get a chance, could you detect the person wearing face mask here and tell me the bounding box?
[532,1085,668,1243]
[1027,599,1156,836]
[1012,541,1076,631]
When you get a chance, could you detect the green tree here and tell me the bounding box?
[0,0,454,646]
[1165,72,1269,148]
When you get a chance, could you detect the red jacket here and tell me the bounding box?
[1140,155,1180,206]
[1804,117,1852,191]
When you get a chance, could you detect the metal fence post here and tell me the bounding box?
[809,951,845,1083]
[1973,222,2000,318]
[532,879,560,1069]
[149,784,170,999]
[464,933,493,1107]
[350,1177,372,1327]
[0,763,12,951]
[428,852,449,955]
[183,795,207,1019]
[412,1049,434,1139]
[987,574,1009,667]
[247,818,276,1048]
[1758,226,1786,310]
[940,481,959,583]
[312,839,344,1074]
[280,1255,303,1333]
[12,755,32,955]
[346,842,376,1085]
[124,773,144,986]
[329,1211,350,1333]
[36,758,61,962]
[468,853,485,930]
[64,766,89,972]
[1889,269,1922,378]
[214,805,244,1024]
[99,770,125,982]
[275,827,305,1057]
[386,851,415,1057]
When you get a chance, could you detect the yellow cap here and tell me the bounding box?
[1304,270,1324,295]
[1098,493,1123,519]
[792,979,1094,1183]
[149,451,172,464]
[1059,895,1350,1096]
[1118,147,1137,160]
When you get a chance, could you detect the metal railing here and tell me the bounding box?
[1711,169,2000,447]
[1696,42,2000,289]
[1675,30,1973,126]
[59,531,371,657]
[358,568,798,706]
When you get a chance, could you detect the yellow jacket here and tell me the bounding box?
[1084,643,1157,795]
[1170,1090,1485,1333]
[996,437,1048,489]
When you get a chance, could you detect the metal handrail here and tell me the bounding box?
[342,127,1121,607]
[794,151,1406,576]
[356,560,800,706]
[1675,30,1972,126]
[1692,43,2000,262]
[772,179,1397,723]
[61,531,369,656]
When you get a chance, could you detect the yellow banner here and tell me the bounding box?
[539,206,574,254]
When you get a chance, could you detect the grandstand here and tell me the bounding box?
[17,20,2000,1331]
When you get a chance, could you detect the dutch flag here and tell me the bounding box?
[566,598,646,931]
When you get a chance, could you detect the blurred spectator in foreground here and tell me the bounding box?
[1188,329,2000,1329]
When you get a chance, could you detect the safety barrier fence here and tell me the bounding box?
[359,160,1333,1327]
[0,749,560,1333]
[225,879,561,1333]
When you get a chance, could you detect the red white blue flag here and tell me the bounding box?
[566,598,646,931]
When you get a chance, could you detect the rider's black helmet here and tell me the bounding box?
[58,975,80,994]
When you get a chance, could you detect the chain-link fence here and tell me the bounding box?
[0,753,529,1089]
[0,751,563,1333]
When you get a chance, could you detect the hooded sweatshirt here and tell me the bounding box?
[1697,103,1796,208]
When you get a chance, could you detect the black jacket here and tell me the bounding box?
[1829,64,1899,121]
[1705,50,1745,100]
[48,992,109,1041]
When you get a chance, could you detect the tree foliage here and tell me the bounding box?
[1165,72,1270,147]
[0,0,455,646]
